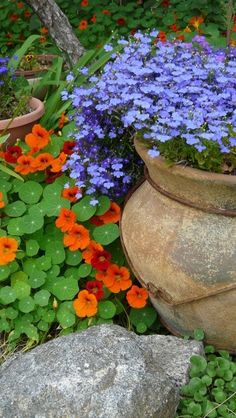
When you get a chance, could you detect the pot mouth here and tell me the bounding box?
[0,97,44,128]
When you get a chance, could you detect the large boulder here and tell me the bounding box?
[0,324,203,418]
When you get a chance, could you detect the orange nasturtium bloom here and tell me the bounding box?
[189,15,204,30]
[79,20,88,30]
[0,237,18,265]
[63,224,90,251]
[73,290,97,318]
[50,152,67,173]
[62,186,81,202]
[81,0,89,6]
[25,124,50,151]
[97,264,132,293]
[126,285,149,309]
[15,155,36,175]
[99,202,121,224]
[0,192,5,209]
[55,208,77,232]
[32,153,54,171]
[82,240,103,264]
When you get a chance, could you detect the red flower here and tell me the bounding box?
[86,280,104,301]
[24,10,31,18]
[90,216,104,226]
[91,250,112,271]
[117,18,126,26]
[81,0,89,6]
[61,141,76,155]
[45,168,63,184]
[9,13,18,22]
[4,146,22,163]
[90,14,96,23]
[102,9,111,15]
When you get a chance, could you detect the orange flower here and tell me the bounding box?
[58,112,68,129]
[40,27,48,34]
[189,15,204,30]
[17,2,24,8]
[126,285,149,308]
[39,36,46,44]
[82,240,103,264]
[79,20,88,30]
[81,0,89,6]
[63,224,90,251]
[62,186,81,202]
[102,9,111,15]
[0,192,5,209]
[184,26,192,33]
[32,153,54,171]
[90,15,96,23]
[73,290,97,317]
[99,202,121,224]
[50,152,67,173]
[15,155,36,175]
[0,237,18,265]
[9,13,18,21]
[100,264,132,293]
[25,124,50,151]
[55,208,77,233]
[24,10,31,18]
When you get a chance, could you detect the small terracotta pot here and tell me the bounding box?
[15,54,58,79]
[0,97,44,147]
[121,138,236,351]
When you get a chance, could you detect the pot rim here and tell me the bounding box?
[0,97,44,129]
[135,137,236,186]
[15,54,59,78]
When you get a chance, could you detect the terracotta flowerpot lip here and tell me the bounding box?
[0,97,44,129]
[134,137,236,186]
[15,54,59,78]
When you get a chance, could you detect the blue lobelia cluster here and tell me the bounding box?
[63,31,236,198]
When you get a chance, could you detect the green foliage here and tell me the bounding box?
[176,346,236,417]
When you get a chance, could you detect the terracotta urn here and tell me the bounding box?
[0,97,44,147]
[120,138,236,351]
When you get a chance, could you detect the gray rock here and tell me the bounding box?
[0,325,203,418]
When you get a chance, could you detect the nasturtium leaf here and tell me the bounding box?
[72,196,97,221]
[7,218,25,235]
[18,296,35,313]
[45,242,65,265]
[43,183,63,200]
[95,195,110,216]
[16,250,25,260]
[0,286,17,304]
[0,229,6,237]
[47,265,60,278]
[37,320,50,332]
[4,201,26,217]
[21,214,44,234]
[78,263,92,278]
[64,267,80,280]
[5,307,18,319]
[26,239,39,257]
[42,309,55,323]
[41,197,70,217]
[28,270,46,288]
[28,203,45,218]
[0,265,10,282]
[0,179,11,193]
[93,223,119,245]
[77,318,89,331]
[36,256,51,271]
[34,289,50,307]
[23,259,38,275]
[9,261,19,274]
[13,281,31,300]
[129,306,157,327]
[65,249,82,266]
[98,301,116,319]
[18,181,43,204]
[52,277,79,300]
[193,328,205,341]
[136,322,148,334]
[96,318,113,325]
[24,323,39,341]
[12,178,23,193]
[28,171,45,183]
[0,318,10,332]
[57,307,76,329]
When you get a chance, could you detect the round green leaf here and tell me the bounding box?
[36,256,51,271]
[37,320,50,332]
[4,201,26,217]
[129,306,157,327]
[65,249,82,266]
[28,203,45,218]
[11,271,28,285]
[45,242,65,265]
[95,196,111,216]
[13,281,31,300]
[57,303,76,328]
[72,196,97,221]
[18,181,43,204]
[0,286,17,304]
[0,265,10,282]
[78,264,92,278]
[98,301,116,319]
[26,240,39,257]
[41,197,70,217]
[21,214,44,234]
[193,328,205,341]
[52,278,79,300]
[93,223,119,245]
[136,322,148,334]
[7,218,25,235]
[47,265,60,278]
[43,183,63,200]
[18,296,35,313]
[28,271,46,288]
[5,307,18,319]
[34,290,50,307]
[0,318,10,332]
[23,259,38,275]
[64,267,80,280]
[42,310,55,323]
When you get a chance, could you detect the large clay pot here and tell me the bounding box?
[121,138,236,351]
[0,97,44,147]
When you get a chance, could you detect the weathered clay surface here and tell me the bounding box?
[0,324,203,418]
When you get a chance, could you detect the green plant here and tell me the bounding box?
[176,346,236,417]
